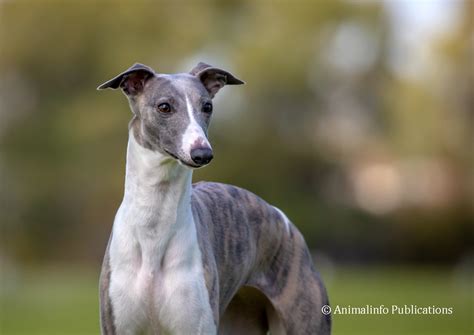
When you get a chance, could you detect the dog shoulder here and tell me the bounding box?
[192,181,266,208]
[191,181,292,232]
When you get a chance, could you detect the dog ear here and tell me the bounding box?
[190,62,244,98]
[97,63,155,96]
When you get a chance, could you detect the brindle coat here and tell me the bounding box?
[101,182,331,334]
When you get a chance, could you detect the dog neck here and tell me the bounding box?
[121,128,193,230]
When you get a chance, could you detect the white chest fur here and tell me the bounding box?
[108,134,215,335]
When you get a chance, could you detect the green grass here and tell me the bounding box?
[1,265,471,335]
[1,265,100,335]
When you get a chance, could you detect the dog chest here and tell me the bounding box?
[107,205,215,334]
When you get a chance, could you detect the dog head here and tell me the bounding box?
[98,62,244,168]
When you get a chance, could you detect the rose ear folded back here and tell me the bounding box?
[97,63,156,96]
[190,62,244,98]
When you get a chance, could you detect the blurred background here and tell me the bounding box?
[0,0,472,334]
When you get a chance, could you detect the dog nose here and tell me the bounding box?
[190,147,213,165]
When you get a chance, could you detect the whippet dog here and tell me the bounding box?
[97,62,331,335]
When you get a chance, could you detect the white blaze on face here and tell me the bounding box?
[181,95,211,160]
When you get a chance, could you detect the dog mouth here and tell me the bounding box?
[180,161,203,168]
[164,149,203,169]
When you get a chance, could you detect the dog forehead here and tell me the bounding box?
[149,73,208,100]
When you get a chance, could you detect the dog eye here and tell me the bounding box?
[157,103,171,113]
[202,102,213,114]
